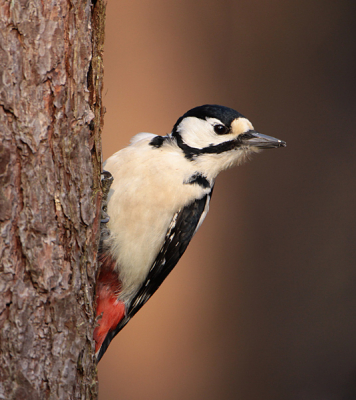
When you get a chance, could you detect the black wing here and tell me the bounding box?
[127,192,211,319]
[112,193,209,326]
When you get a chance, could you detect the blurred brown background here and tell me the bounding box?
[98,1,356,399]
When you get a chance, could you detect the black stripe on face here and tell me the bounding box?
[184,173,210,189]
[173,131,242,160]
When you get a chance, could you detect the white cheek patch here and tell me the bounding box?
[231,118,254,136]
[178,117,237,149]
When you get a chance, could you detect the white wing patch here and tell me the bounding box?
[194,193,211,235]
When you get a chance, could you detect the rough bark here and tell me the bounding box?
[0,0,105,399]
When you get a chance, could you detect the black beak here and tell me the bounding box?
[241,130,286,149]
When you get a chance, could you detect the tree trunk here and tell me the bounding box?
[0,0,105,398]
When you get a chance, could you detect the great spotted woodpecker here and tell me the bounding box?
[95,104,286,361]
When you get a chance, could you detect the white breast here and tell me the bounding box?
[103,135,210,302]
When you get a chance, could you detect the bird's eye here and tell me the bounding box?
[214,124,228,135]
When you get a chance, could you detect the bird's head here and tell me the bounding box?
[171,104,286,177]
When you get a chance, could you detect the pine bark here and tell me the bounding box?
[0,0,105,398]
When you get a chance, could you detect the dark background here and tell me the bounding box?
[99,1,356,399]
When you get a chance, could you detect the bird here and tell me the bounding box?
[94,104,286,362]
